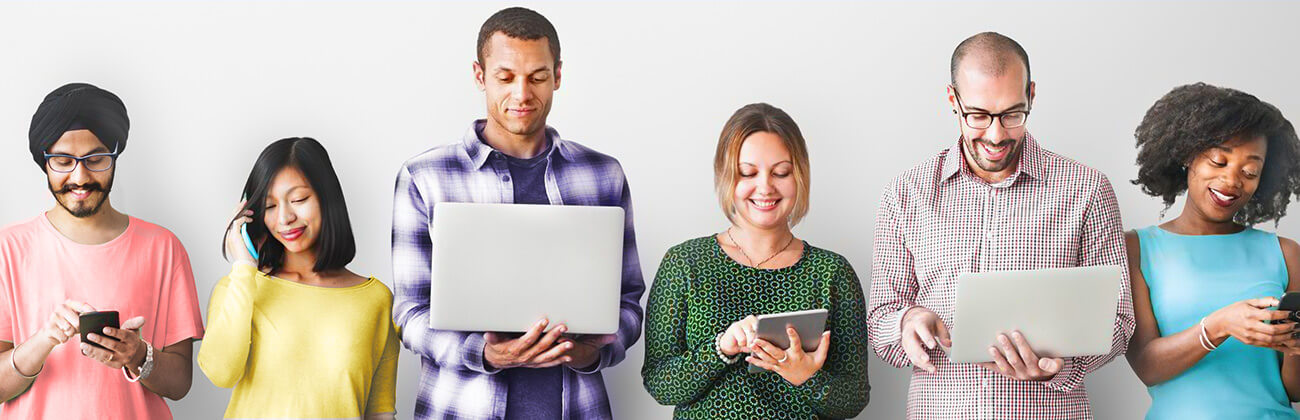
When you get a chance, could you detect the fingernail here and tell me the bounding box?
[103,327,112,334]
[997,335,1009,344]
[1012,331,1023,339]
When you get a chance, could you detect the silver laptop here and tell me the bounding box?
[428,202,625,335]
[948,265,1122,363]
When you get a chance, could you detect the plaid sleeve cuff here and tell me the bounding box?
[569,346,612,375]
[1042,357,1079,393]
[876,305,915,348]
[462,332,501,375]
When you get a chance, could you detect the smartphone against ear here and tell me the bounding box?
[79,311,120,350]
[1276,292,1300,324]
[241,223,260,260]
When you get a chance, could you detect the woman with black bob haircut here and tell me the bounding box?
[198,137,399,419]
[1124,83,1300,419]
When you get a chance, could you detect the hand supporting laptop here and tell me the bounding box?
[483,318,616,370]
[978,331,1064,381]
[900,306,1062,381]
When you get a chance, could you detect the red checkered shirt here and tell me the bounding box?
[867,134,1134,419]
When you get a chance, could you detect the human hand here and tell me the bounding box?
[978,330,1063,381]
[900,307,951,373]
[81,316,147,371]
[223,200,257,266]
[41,300,95,347]
[717,315,758,357]
[746,326,831,386]
[1204,297,1294,349]
[561,334,615,370]
[484,318,573,369]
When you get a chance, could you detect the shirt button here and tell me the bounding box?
[502,175,511,182]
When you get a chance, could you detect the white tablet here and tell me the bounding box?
[428,202,625,334]
[948,265,1122,363]
[748,308,828,373]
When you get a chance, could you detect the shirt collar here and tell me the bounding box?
[461,119,566,170]
[941,132,1045,183]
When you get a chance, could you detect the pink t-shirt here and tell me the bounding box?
[0,214,205,419]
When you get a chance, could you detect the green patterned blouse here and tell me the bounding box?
[642,236,871,419]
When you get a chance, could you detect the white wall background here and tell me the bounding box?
[1,1,1298,418]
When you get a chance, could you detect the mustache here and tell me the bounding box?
[970,137,1019,147]
[57,182,104,194]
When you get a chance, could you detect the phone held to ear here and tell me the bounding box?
[241,224,260,260]
[79,311,120,349]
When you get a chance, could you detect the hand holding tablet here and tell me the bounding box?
[744,309,831,386]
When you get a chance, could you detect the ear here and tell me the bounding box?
[1027,81,1037,109]
[946,84,959,114]
[553,61,563,91]
[473,61,487,92]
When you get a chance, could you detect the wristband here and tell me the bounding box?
[715,332,740,364]
[9,346,40,379]
[123,339,154,382]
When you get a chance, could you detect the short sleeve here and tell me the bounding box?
[155,237,205,347]
[0,244,15,343]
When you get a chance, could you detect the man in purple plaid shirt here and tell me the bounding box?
[390,7,645,419]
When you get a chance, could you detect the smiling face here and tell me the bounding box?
[262,167,322,255]
[46,129,115,218]
[1184,135,1268,224]
[949,59,1034,182]
[474,32,560,141]
[732,131,799,230]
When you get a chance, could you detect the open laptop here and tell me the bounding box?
[948,265,1123,363]
[428,202,625,335]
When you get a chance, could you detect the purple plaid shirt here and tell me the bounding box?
[391,120,646,420]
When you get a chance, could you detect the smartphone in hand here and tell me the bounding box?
[79,311,120,349]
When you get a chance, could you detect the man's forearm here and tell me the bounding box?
[139,345,192,401]
[0,339,54,401]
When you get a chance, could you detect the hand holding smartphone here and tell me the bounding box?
[241,223,260,260]
[79,311,120,349]
[1276,292,1300,324]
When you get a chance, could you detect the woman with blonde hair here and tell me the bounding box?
[642,103,870,419]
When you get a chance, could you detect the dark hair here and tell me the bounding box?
[477,7,561,67]
[950,32,1031,95]
[224,137,356,272]
[1133,82,1300,225]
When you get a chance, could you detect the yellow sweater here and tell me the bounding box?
[198,263,399,419]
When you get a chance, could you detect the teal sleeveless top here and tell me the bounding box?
[1137,226,1297,419]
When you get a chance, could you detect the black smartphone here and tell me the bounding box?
[79,311,120,349]
[1275,292,1300,324]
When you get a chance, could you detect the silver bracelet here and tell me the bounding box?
[715,332,740,364]
[122,339,154,382]
[9,345,40,379]
[1198,317,1218,352]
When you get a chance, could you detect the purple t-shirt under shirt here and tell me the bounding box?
[494,134,563,419]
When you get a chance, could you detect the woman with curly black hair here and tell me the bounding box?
[1125,83,1300,419]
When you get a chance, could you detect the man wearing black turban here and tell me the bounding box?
[0,83,204,418]
[27,82,129,218]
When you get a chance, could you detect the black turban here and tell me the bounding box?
[28,83,130,169]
